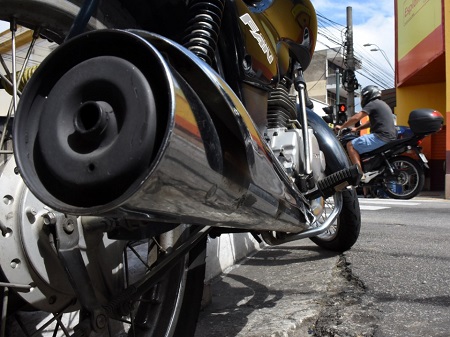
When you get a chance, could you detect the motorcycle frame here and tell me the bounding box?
[365,135,427,172]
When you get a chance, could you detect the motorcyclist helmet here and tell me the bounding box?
[360,85,381,108]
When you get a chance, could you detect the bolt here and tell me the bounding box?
[42,212,56,226]
[10,259,20,269]
[63,219,75,234]
[25,207,37,224]
[96,313,107,329]
[48,295,56,304]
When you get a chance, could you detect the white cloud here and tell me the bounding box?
[354,15,395,68]
[353,14,395,88]
[314,2,395,90]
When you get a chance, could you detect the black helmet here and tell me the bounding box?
[361,85,381,108]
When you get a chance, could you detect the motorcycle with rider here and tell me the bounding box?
[335,85,443,199]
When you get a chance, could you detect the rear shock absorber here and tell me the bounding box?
[1,65,38,96]
[183,0,226,65]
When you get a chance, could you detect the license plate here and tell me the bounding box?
[419,153,428,163]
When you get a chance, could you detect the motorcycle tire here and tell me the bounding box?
[310,188,361,252]
[306,111,361,253]
[383,155,425,200]
[0,1,206,336]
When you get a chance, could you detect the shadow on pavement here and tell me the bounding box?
[195,241,340,337]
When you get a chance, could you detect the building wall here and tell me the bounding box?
[396,0,444,86]
[396,83,446,127]
[305,51,328,102]
[445,0,450,197]
[396,83,447,191]
[395,0,447,193]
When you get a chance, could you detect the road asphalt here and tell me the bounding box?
[194,191,446,337]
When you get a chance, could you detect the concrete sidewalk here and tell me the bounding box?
[194,240,339,337]
[417,190,446,200]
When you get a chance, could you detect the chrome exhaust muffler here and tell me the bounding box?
[13,30,311,233]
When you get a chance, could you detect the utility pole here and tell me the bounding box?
[346,6,356,117]
[336,69,340,105]
[335,69,340,124]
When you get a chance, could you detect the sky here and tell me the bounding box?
[313,0,396,89]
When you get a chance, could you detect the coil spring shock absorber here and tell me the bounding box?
[1,65,39,96]
[183,0,226,65]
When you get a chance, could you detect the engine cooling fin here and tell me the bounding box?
[267,85,297,129]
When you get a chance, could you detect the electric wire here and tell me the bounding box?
[316,11,394,90]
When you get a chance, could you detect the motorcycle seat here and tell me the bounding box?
[359,136,416,158]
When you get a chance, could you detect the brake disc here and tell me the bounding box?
[0,157,126,312]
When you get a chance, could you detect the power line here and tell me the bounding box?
[316,11,394,89]
[308,45,343,91]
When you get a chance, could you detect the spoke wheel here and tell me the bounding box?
[310,188,361,252]
[0,2,206,336]
[383,156,425,199]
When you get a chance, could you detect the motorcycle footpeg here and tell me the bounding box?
[306,164,362,199]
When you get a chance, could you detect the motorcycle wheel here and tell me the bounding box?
[310,188,361,252]
[383,156,425,199]
[305,110,361,252]
[0,1,206,336]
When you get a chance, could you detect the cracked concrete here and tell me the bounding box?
[313,255,381,337]
[195,241,379,337]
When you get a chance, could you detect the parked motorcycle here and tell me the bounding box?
[338,108,444,199]
[0,1,362,336]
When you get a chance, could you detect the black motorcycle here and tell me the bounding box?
[338,108,443,199]
[0,1,363,336]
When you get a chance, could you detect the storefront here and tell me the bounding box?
[395,0,448,195]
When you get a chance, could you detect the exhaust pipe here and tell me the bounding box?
[14,30,310,233]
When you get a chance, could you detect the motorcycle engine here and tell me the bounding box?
[266,86,326,186]
[267,127,325,184]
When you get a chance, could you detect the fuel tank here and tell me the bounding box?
[234,0,317,85]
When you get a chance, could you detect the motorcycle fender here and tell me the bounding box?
[306,109,351,173]
[415,148,430,169]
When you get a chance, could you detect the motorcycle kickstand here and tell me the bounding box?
[51,214,109,336]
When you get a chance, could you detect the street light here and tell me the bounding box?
[363,43,395,73]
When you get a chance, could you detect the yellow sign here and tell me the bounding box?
[397,0,442,59]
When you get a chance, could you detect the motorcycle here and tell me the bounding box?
[0,1,362,336]
[337,108,444,199]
